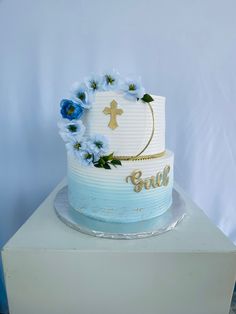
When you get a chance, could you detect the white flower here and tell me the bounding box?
[65,136,86,159]
[86,134,109,157]
[84,74,103,92]
[120,77,145,101]
[102,69,120,91]
[78,150,95,166]
[58,119,85,142]
[71,82,93,109]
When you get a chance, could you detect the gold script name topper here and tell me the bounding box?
[103,100,123,130]
[126,165,170,193]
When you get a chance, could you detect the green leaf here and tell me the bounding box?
[100,158,106,165]
[111,159,122,166]
[96,157,105,165]
[102,153,114,162]
[107,152,114,160]
[103,156,109,162]
[103,163,111,170]
[94,163,102,168]
[94,153,122,170]
[103,155,111,162]
[141,94,154,103]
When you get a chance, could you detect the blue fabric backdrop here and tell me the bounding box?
[1,0,236,312]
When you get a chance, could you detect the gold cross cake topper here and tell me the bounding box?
[103,100,123,130]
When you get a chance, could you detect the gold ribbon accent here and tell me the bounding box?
[114,151,165,161]
[135,102,155,157]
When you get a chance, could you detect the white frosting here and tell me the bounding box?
[68,150,173,186]
[82,91,165,156]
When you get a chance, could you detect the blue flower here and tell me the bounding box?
[78,150,94,166]
[121,77,145,101]
[58,119,85,142]
[84,74,102,92]
[86,134,109,157]
[102,70,120,91]
[71,82,93,109]
[60,99,84,120]
[65,136,86,158]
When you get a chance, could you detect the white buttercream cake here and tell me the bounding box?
[58,71,174,223]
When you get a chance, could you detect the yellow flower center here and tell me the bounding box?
[67,105,75,115]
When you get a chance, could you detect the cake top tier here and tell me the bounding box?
[58,70,165,169]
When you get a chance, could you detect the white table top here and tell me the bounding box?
[3,179,236,253]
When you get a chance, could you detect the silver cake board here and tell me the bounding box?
[54,186,186,240]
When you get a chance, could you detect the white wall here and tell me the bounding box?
[1,0,236,310]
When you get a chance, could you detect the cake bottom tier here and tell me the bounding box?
[68,150,174,223]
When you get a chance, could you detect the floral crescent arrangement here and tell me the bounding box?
[58,70,154,169]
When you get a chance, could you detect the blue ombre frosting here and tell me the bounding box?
[68,151,174,223]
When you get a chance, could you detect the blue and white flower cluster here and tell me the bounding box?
[58,70,152,167]
[60,71,146,121]
[58,119,109,166]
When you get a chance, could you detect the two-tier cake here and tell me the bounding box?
[58,71,174,223]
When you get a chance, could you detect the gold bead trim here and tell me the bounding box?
[114,151,166,161]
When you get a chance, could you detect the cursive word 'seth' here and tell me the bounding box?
[126,165,170,193]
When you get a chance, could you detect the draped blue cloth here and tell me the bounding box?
[0,0,236,311]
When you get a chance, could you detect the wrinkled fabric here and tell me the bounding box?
[0,0,236,311]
